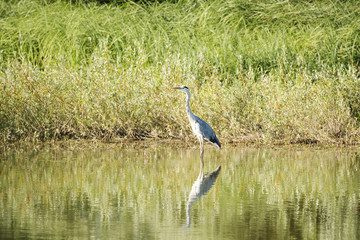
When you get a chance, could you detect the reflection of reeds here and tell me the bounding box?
[1,0,360,145]
[219,148,360,239]
[1,148,359,239]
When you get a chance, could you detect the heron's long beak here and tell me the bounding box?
[173,87,181,90]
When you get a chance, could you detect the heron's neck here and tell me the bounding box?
[185,91,194,118]
[186,201,192,226]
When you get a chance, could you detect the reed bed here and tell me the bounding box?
[1,0,360,145]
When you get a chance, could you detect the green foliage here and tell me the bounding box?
[0,0,359,145]
[1,0,359,71]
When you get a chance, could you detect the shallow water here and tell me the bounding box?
[1,145,360,239]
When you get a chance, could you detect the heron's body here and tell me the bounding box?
[188,115,221,148]
[173,86,221,177]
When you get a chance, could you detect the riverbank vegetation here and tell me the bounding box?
[1,0,360,146]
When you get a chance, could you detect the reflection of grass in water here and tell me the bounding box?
[1,147,199,238]
[1,147,359,239]
[223,149,360,196]
[219,148,360,239]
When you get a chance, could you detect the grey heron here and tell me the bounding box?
[173,86,221,176]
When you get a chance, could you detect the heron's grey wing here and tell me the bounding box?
[195,116,221,148]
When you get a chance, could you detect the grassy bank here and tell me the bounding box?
[1,0,360,145]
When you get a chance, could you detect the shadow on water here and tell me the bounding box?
[186,165,221,227]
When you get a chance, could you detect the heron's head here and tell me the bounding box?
[173,86,189,93]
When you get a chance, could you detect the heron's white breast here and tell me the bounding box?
[190,121,202,140]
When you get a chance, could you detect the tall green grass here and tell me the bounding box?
[1,0,360,145]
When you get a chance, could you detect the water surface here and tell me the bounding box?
[1,145,360,239]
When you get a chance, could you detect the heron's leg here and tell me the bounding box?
[199,139,204,179]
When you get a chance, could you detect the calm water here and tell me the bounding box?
[1,145,360,239]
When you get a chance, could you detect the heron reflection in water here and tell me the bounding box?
[173,86,221,178]
[186,166,221,227]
